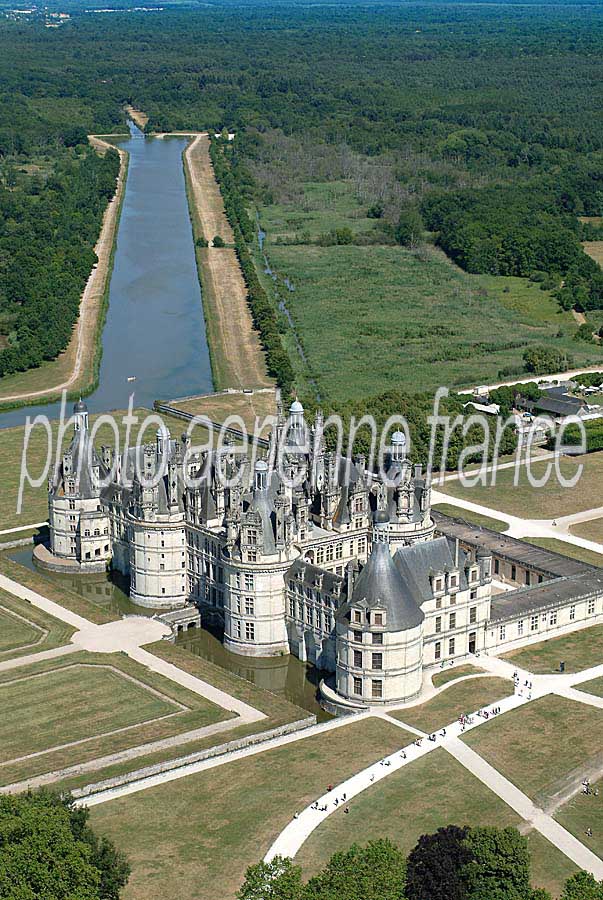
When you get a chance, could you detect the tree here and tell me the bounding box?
[304,839,406,900]
[464,826,532,900]
[561,872,603,900]
[0,790,129,900]
[395,207,423,248]
[406,825,472,900]
[213,234,226,247]
[237,857,303,900]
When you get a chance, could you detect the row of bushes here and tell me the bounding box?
[553,419,603,454]
[209,138,295,394]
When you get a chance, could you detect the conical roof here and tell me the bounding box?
[338,541,424,631]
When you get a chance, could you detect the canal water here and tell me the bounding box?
[0,123,213,429]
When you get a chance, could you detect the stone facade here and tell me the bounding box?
[43,399,603,711]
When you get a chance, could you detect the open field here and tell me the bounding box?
[295,748,578,897]
[390,676,512,733]
[501,624,603,673]
[583,242,603,267]
[90,717,409,900]
[0,649,230,789]
[576,676,603,698]
[439,452,603,519]
[184,134,270,391]
[0,138,128,406]
[524,538,603,569]
[0,405,211,532]
[571,518,603,544]
[264,241,595,402]
[433,503,508,532]
[168,388,277,433]
[431,663,485,688]
[54,639,311,795]
[463,696,603,805]
[0,587,74,659]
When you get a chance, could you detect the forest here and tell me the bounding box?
[0,0,602,385]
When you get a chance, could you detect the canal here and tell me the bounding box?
[0,123,213,429]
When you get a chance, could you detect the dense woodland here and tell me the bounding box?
[0,1,602,385]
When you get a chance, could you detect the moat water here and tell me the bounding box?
[7,547,329,718]
[0,122,213,430]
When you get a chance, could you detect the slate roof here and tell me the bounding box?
[490,570,603,623]
[394,536,469,606]
[337,541,424,631]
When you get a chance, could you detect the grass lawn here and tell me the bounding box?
[55,640,312,796]
[0,587,74,658]
[0,554,116,625]
[390,677,512,734]
[571,518,603,545]
[439,452,603,519]
[295,748,577,898]
[90,717,411,900]
[433,503,508,532]
[431,663,485,688]
[556,775,603,864]
[501,624,603,673]
[264,242,594,403]
[463,696,603,805]
[0,406,212,532]
[524,537,603,569]
[0,649,231,788]
[573,675,603,698]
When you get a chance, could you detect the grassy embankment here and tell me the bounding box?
[0,586,75,659]
[182,134,270,392]
[0,137,129,411]
[255,180,600,404]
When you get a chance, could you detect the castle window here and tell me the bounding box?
[435,578,443,592]
[550,611,557,625]
[449,612,456,630]
[234,620,241,638]
[469,607,477,624]
[353,630,363,643]
[435,597,442,610]
[353,610,362,624]
[247,529,258,546]
[450,575,458,589]
[518,620,524,635]
[538,575,543,583]
[570,605,576,621]
[84,529,90,537]
[335,544,343,560]
[499,625,505,640]
[245,597,254,616]
[353,677,362,696]
[371,653,383,670]
[511,565,517,581]
[371,680,383,699]
[525,571,530,586]
[470,589,477,601]
[471,568,478,582]
[450,594,456,606]
[494,559,500,575]
[248,550,257,562]
[306,606,313,625]
[160,563,165,571]
[316,547,325,564]
[530,615,538,631]
[69,500,76,510]
[448,637,455,656]
[289,598,296,617]
[353,650,362,668]
[372,632,383,645]
[245,622,255,641]
[588,598,596,615]
[434,641,441,661]
[435,616,442,633]
[373,612,383,626]
[326,545,334,562]
[244,574,254,590]
[357,538,366,555]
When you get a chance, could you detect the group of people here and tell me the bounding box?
[513,672,533,700]
[428,729,447,742]
[582,778,599,797]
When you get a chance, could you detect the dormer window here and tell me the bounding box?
[372,611,384,626]
[353,609,362,624]
[247,529,258,546]
[450,574,458,589]
[435,577,443,593]
[471,568,478,582]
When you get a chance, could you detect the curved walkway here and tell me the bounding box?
[265,656,603,878]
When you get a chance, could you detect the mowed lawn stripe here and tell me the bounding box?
[0,606,43,653]
[0,664,180,763]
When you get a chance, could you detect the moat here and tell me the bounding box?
[0,123,213,429]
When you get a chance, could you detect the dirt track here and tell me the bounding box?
[184,134,271,390]
[0,137,127,404]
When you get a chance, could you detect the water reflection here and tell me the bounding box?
[9,547,148,618]
[178,625,331,720]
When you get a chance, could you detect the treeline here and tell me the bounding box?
[422,168,603,313]
[209,138,294,394]
[0,146,120,377]
[238,825,600,900]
